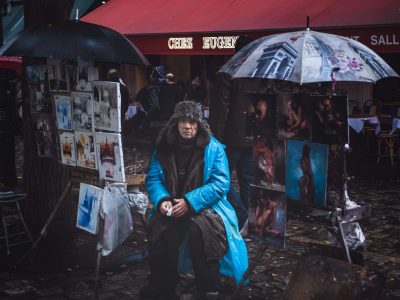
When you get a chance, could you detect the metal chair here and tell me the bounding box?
[0,192,34,254]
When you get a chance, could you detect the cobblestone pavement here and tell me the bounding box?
[1,136,400,299]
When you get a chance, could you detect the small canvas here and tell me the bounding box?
[95,132,125,182]
[47,58,69,92]
[71,91,93,131]
[248,185,287,249]
[285,140,328,207]
[93,81,121,132]
[29,85,52,114]
[253,138,286,191]
[34,114,57,157]
[75,130,97,169]
[54,95,73,130]
[311,96,349,144]
[76,183,103,234]
[75,59,99,91]
[277,93,312,140]
[26,65,47,86]
[59,131,76,166]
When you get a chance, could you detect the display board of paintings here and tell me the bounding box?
[93,81,122,132]
[248,185,287,249]
[47,58,69,92]
[76,183,102,234]
[285,140,329,207]
[95,132,125,182]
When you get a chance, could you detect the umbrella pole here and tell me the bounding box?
[94,180,106,297]
[15,181,72,267]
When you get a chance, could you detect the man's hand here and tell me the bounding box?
[172,198,189,218]
[160,200,173,216]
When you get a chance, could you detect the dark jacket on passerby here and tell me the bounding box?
[155,80,183,121]
[209,72,268,147]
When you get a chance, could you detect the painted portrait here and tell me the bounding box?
[248,185,287,249]
[76,183,103,234]
[285,140,328,207]
[277,93,312,140]
[311,95,349,144]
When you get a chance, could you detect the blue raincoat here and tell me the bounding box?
[146,136,248,285]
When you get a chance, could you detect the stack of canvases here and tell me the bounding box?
[246,87,350,249]
[27,59,132,253]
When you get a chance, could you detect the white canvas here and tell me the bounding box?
[76,59,98,92]
[75,130,97,170]
[93,81,121,132]
[95,132,125,182]
[54,95,73,130]
[71,91,93,131]
[59,131,76,166]
[76,183,103,234]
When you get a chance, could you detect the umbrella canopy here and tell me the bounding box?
[219,29,398,84]
[0,20,149,66]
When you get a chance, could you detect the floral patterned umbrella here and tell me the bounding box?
[219,29,398,84]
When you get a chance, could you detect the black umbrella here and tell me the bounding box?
[0,20,149,66]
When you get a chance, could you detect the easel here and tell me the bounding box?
[16,181,72,266]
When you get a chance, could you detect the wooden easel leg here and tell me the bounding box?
[232,244,269,298]
[15,182,72,267]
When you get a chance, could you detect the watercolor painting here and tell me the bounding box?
[59,131,76,166]
[54,95,73,130]
[95,132,125,182]
[75,130,97,169]
[34,114,57,158]
[71,91,93,131]
[76,183,103,234]
[93,81,121,132]
[47,58,69,92]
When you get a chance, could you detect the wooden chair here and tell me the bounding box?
[377,133,399,165]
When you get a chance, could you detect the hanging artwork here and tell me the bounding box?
[76,183,103,234]
[54,95,72,130]
[59,131,76,166]
[71,91,93,131]
[277,93,312,140]
[253,138,286,191]
[246,92,278,141]
[93,81,121,132]
[47,58,69,92]
[75,130,97,170]
[75,59,99,92]
[311,95,349,145]
[285,140,328,207]
[33,114,57,158]
[29,85,52,114]
[248,185,287,249]
[95,132,125,182]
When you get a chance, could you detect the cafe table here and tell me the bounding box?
[348,114,381,135]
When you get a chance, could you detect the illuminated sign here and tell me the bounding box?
[202,36,239,49]
[168,37,193,49]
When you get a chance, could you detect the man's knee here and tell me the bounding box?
[187,221,202,248]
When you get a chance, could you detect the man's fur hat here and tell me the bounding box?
[156,100,211,148]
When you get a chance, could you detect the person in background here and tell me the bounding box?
[141,101,248,300]
[184,76,207,105]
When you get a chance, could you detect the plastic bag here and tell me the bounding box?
[100,183,133,256]
[127,186,148,215]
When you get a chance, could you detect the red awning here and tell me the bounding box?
[82,0,400,54]
[0,56,22,73]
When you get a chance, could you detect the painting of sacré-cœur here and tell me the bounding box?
[76,183,102,234]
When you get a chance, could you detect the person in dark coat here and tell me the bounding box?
[142,101,248,300]
[209,39,269,227]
